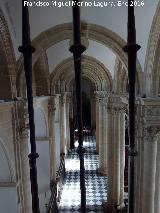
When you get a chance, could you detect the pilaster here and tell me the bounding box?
[135,98,160,213]
[142,126,159,213]
[105,95,127,212]
[48,96,56,181]
[94,91,108,175]
[65,93,71,152]
[60,93,66,154]
[13,100,32,213]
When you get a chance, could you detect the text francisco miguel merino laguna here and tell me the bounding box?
[24,1,144,8]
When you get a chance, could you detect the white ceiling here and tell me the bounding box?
[47,39,116,77]
[0,0,159,73]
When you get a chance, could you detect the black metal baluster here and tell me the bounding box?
[123,1,141,213]
[19,1,40,212]
[69,1,86,212]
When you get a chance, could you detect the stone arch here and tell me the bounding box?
[33,52,50,96]
[17,52,50,97]
[50,55,113,93]
[0,9,16,99]
[68,76,96,93]
[120,68,143,95]
[144,1,160,97]
[17,22,142,94]
[0,139,14,182]
[114,57,143,94]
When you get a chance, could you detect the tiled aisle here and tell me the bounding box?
[59,135,107,213]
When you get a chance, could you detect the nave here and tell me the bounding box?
[59,135,107,213]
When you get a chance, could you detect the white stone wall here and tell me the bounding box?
[0,102,18,212]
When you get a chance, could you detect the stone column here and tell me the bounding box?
[119,112,125,206]
[106,106,114,211]
[60,94,66,154]
[105,96,126,212]
[102,102,107,174]
[134,103,144,213]
[141,126,159,213]
[69,98,74,150]
[154,134,160,213]
[14,100,32,213]
[95,96,100,153]
[48,97,56,181]
[134,98,160,213]
[98,99,103,173]
[65,93,71,152]
[113,108,121,207]
[95,91,108,174]
[91,95,96,130]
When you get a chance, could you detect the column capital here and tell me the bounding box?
[144,125,160,142]
[107,95,127,114]
[48,96,56,114]
[136,98,160,139]
[65,92,72,103]
[94,91,109,103]
[60,93,67,105]
[14,100,29,139]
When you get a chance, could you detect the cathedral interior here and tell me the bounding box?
[0,0,160,212]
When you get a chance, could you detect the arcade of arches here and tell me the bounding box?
[0,1,160,213]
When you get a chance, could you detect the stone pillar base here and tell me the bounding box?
[97,168,107,175]
[103,202,117,213]
[103,202,125,213]
[96,146,99,154]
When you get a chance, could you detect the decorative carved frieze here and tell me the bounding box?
[145,106,160,116]
[94,91,109,104]
[136,98,160,142]
[65,92,72,103]
[60,93,67,105]
[14,100,29,139]
[106,95,127,114]
[48,98,56,114]
[144,125,160,142]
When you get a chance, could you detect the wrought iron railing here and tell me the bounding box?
[56,153,66,203]
[46,180,58,213]
[46,153,66,213]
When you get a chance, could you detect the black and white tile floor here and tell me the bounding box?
[59,135,107,213]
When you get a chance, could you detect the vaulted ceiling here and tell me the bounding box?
[0,0,159,77]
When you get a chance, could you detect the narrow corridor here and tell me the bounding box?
[59,135,107,213]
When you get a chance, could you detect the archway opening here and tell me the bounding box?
[60,77,107,212]
[72,78,93,132]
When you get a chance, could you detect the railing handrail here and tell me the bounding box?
[46,154,66,213]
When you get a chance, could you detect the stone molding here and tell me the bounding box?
[60,93,67,105]
[136,98,160,142]
[14,100,29,139]
[144,2,160,96]
[17,22,142,96]
[0,10,17,98]
[27,22,142,73]
[94,91,109,103]
[0,182,16,187]
[51,55,113,93]
[48,97,56,114]
[106,95,127,114]
[144,125,160,142]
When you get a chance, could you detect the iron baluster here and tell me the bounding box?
[123,1,141,213]
[19,1,40,212]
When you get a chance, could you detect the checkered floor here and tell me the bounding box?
[59,135,107,212]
